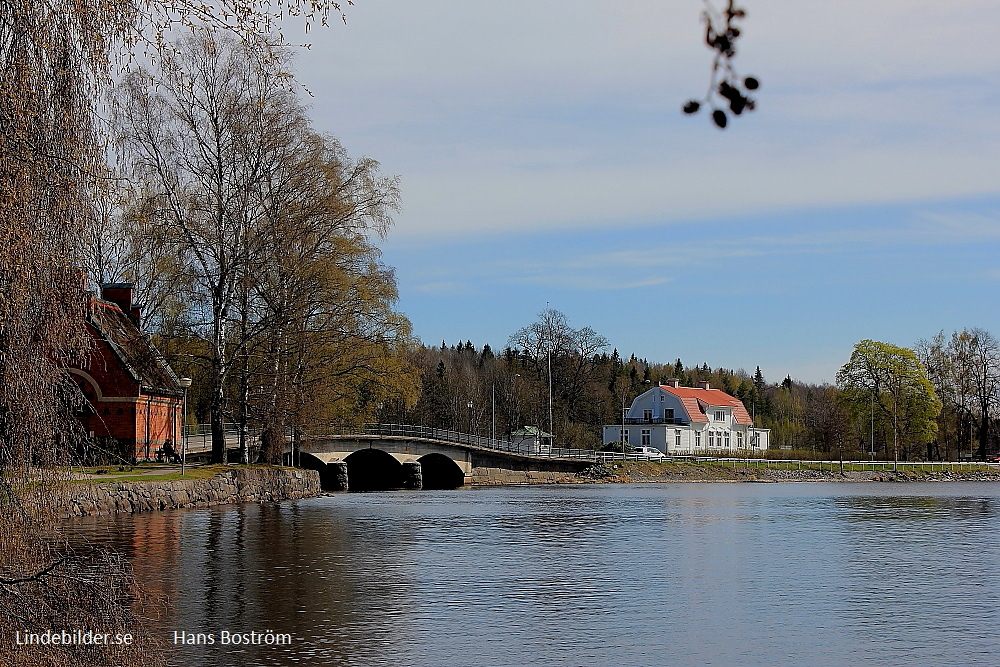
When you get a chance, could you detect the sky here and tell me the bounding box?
[284,0,1000,385]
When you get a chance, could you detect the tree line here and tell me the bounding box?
[391,311,999,461]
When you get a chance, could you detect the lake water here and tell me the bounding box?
[66,483,1000,666]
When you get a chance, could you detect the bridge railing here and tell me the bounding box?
[342,423,603,460]
[183,423,272,454]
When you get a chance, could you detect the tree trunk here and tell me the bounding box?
[210,347,228,464]
[211,383,227,464]
[978,399,989,459]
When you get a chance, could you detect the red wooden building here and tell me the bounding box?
[70,284,184,462]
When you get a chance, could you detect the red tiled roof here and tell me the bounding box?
[661,385,754,425]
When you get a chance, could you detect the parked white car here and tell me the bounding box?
[626,446,666,461]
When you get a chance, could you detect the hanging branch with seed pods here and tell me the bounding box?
[683,0,760,129]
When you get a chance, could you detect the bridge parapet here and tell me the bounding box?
[318,424,599,460]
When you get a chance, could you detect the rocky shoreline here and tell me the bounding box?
[62,467,321,517]
[577,461,1000,484]
[59,462,1000,519]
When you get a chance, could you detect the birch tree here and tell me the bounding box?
[116,33,310,462]
[508,308,609,438]
[249,134,419,462]
[919,328,1000,459]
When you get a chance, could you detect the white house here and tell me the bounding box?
[602,379,770,454]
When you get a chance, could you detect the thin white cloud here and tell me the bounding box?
[509,274,671,291]
[397,206,1000,303]
[913,211,1000,239]
[389,142,1000,238]
[412,281,473,295]
[560,210,1000,271]
[288,1,1000,241]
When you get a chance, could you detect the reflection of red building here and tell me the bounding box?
[70,284,183,461]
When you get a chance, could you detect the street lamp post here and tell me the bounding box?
[178,377,192,475]
[467,400,474,444]
[547,346,553,442]
[870,390,875,462]
[621,391,628,461]
[510,373,521,447]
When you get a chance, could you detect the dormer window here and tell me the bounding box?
[714,410,725,421]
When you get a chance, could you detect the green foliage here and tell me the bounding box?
[109,34,417,462]
[398,330,991,462]
[837,339,942,461]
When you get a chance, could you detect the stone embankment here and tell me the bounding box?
[471,467,580,486]
[578,462,1000,484]
[63,467,321,517]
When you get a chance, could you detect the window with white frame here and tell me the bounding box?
[641,429,651,445]
[643,409,653,421]
[737,431,744,447]
[714,410,725,422]
[664,408,674,421]
[725,432,731,448]
[708,431,715,448]
[675,430,681,448]
[695,431,702,448]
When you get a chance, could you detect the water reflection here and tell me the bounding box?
[828,488,999,665]
[64,483,1000,667]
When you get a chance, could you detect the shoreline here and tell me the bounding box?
[59,462,1000,518]
[61,467,321,518]
[578,461,1000,484]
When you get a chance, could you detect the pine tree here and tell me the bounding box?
[753,366,766,392]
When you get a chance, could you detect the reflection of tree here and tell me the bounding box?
[835,495,996,523]
[96,503,395,664]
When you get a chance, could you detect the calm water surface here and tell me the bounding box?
[67,483,1000,666]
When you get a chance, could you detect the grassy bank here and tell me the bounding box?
[66,463,267,484]
[583,460,1000,483]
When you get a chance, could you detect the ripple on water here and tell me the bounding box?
[62,482,1000,667]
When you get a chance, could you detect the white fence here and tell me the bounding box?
[181,423,1000,469]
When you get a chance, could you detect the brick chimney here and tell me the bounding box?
[101,283,142,326]
[663,378,680,388]
[697,381,710,390]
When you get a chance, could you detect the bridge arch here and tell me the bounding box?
[418,453,466,490]
[298,452,342,491]
[299,451,326,471]
[344,448,404,491]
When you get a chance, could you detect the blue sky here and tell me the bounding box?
[287,0,1000,385]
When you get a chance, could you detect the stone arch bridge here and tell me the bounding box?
[289,425,596,491]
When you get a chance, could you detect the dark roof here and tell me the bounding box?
[90,300,182,396]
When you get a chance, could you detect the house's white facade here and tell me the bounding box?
[602,381,770,455]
